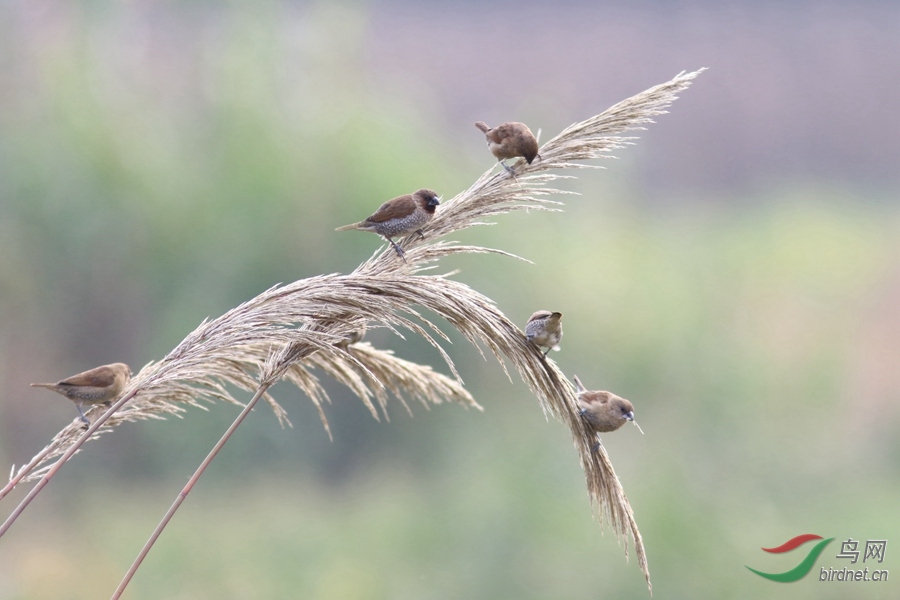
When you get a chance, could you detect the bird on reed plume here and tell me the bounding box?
[475,121,541,175]
[525,310,563,356]
[31,362,132,425]
[573,375,641,450]
[336,189,441,261]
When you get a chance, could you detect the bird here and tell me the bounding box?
[474,121,540,175]
[336,189,441,261]
[31,362,132,425]
[573,375,639,450]
[525,310,563,356]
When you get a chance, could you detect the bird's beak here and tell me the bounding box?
[624,411,634,421]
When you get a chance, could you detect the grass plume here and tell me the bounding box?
[4,69,705,593]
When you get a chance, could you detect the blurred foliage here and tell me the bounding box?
[1,2,899,599]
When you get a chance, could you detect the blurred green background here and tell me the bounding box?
[1,1,899,598]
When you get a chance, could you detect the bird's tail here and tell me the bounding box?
[335,222,360,232]
[572,374,586,393]
[474,121,491,133]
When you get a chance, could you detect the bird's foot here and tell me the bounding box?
[388,239,408,263]
[415,229,426,240]
[500,161,519,181]
[590,442,601,453]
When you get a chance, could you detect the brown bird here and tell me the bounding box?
[573,375,637,450]
[475,121,540,175]
[336,189,441,260]
[31,362,132,425]
[525,310,563,356]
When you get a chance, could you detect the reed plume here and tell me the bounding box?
[4,69,705,593]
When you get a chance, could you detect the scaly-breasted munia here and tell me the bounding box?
[573,375,636,440]
[31,362,132,424]
[475,121,540,175]
[336,189,440,260]
[525,310,563,356]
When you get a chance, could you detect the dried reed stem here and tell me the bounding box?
[112,384,272,600]
[4,70,704,594]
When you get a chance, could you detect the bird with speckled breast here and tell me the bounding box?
[336,189,440,261]
[525,310,563,356]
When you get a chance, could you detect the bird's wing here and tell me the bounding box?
[366,194,416,223]
[484,126,507,145]
[59,365,117,388]
[527,310,551,323]
[579,390,608,406]
[488,122,525,143]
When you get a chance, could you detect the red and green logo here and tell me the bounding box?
[746,534,834,582]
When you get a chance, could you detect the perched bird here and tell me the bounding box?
[573,375,637,448]
[336,189,441,261]
[31,362,132,425]
[525,310,563,356]
[474,121,540,175]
